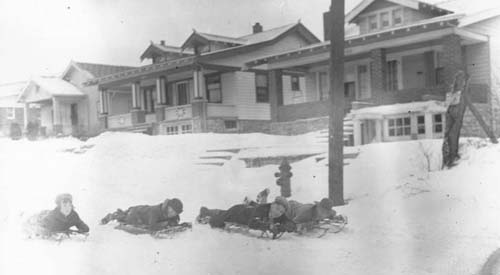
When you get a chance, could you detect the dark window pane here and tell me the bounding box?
[418,126,425,134]
[417,116,425,124]
[434,114,442,122]
[403,117,410,125]
[404,127,411,135]
[389,129,395,136]
[396,118,403,126]
[435,124,443,133]
[388,119,394,127]
[396,128,403,136]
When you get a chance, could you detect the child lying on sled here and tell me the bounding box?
[100,198,186,232]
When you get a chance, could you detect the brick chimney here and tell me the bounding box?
[323,9,332,41]
[253,22,263,34]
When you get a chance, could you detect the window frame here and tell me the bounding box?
[224,120,238,130]
[6,107,15,119]
[255,73,269,103]
[386,60,399,92]
[205,73,222,104]
[417,115,426,135]
[290,75,300,91]
[433,114,443,133]
[388,116,411,137]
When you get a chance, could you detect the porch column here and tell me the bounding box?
[441,34,464,87]
[353,119,362,146]
[155,76,167,122]
[131,82,145,124]
[52,97,62,135]
[268,69,283,122]
[424,113,434,139]
[375,119,383,142]
[370,48,387,101]
[23,103,29,129]
[99,89,109,114]
[410,112,418,140]
[193,69,206,99]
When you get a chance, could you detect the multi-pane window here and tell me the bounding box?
[206,74,222,103]
[177,82,188,105]
[417,115,425,134]
[181,124,192,134]
[6,108,15,119]
[388,117,411,136]
[291,75,300,91]
[380,12,390,28]
[392,9,403,25]
[386,60,399,91]
[166,126,178,135]
[142,88,155,113]
[224,120,237,129]
[255,73,269,103]
[368,15,378,31]
[435,52,445,85]
[433,114,443,133]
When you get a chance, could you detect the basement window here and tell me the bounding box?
[433,114,443,133]
[224,120,237,129]
[181,124,192,134]
[166,126,178,135]
[388,117,411,137]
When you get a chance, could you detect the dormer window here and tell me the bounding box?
[392,8,403,25]
[368,15,378,31]
[380,12,390,28]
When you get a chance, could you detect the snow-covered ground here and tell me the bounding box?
[0,132,499,275]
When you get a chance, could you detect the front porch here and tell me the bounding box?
[94,60,240,134]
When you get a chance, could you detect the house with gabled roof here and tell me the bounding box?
[18,61,135,136]
[0,81,39,136]
[86,22,320,135]
[246,0,500,145]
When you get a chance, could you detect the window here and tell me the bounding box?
[435,52,445,85]
[388,117,411,137]
[181,124,192,134]
[368,15,378,31]
[206,74,222,103]
[319,72,329,100]
[380,12,390,28]
[291,75,300,91]
[392,9,403,25]
[255,73,269,103]
[6,108,15,119]
[142,88,155,113]
[357,65,370,99]
[344,82,355,99]
[433,114,443,133]
[417,115,425,134]
[166,126,179,135]
[386,60,399,91]
[224,120,237,129]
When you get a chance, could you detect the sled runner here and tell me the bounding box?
[114,222,192,239]
[308,215,348,238]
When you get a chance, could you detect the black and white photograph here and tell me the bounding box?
[1,0,500,274]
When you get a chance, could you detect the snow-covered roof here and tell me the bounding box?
[0,81,27,97]
[0,94,24,108]
[350,100,446,119]
[31,77,84,97]
[74,62,136,78]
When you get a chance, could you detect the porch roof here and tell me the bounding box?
[349,100,446,120]
[18,77,85,103]
[245,13,490,69]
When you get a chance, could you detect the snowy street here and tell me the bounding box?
[1,132,500,274]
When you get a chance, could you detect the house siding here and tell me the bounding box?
[0,107,24,136]
[463,16,500,136]
[231,71,270,120]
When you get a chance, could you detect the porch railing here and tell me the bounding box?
[207,103,237,118]
[164,105,192,121]
[108,113,132,129]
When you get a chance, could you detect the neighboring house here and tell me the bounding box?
[18,62,135,137]
[246,0,500,145]
[0,81,38,137]
[86,22,320,134]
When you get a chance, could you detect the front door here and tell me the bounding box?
[177,82,188,105]
[70,103,78,126]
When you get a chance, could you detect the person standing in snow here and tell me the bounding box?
[286,198,338,233]
[101,198,184,231]
[209,196,296,234]
[40,193,89,235]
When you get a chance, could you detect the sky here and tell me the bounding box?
[0,0,365,84]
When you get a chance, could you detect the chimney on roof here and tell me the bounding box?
[253,22,263,34]
[160,40,165,45]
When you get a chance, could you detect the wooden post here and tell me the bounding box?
[328,0,345,206]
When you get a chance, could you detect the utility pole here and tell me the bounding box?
[328,0,345,206]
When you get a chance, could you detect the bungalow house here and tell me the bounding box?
[246,0,500,145]
[86,22,320,134]
[0,81,38,136]
[18,62,135,137]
